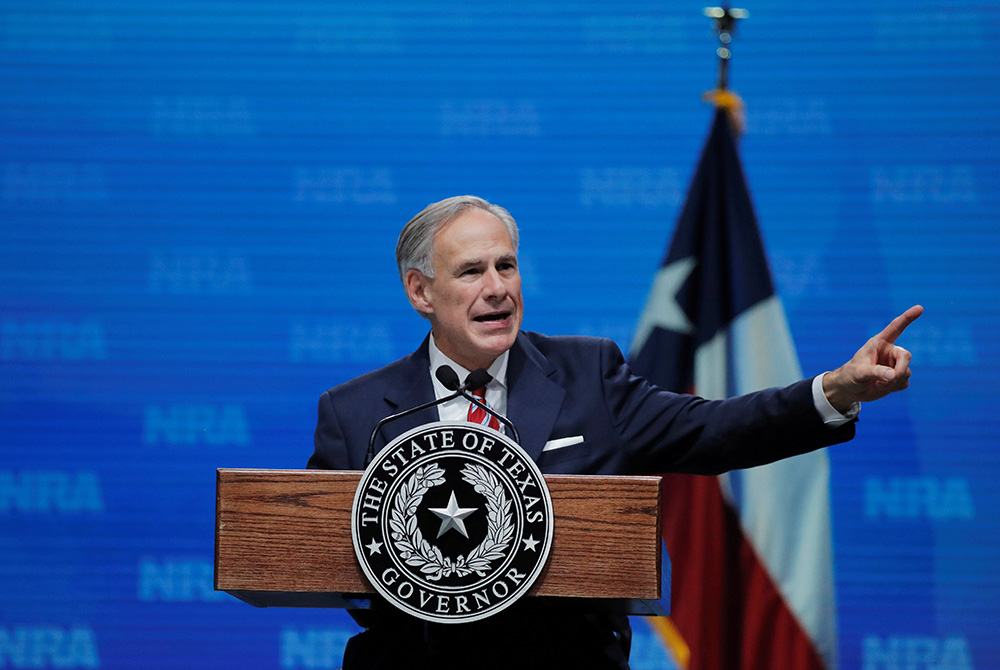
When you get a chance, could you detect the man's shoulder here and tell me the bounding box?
[518,330,623,369]
[322,347,424,400]
[521,330,620,355]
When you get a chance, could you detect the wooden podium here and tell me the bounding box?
[215,468,667,615]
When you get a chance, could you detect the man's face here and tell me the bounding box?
[406,208,523,371]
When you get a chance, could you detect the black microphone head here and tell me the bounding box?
[464,369,493,391]
[435,365,461,391]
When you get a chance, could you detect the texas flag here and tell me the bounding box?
[629,106,837,670]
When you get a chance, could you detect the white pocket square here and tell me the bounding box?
[541,435,584,452]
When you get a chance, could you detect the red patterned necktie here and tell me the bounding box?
[467,387,501,432]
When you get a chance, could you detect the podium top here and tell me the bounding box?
[215,469,665,611]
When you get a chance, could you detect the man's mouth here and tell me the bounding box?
[473,312,511,323]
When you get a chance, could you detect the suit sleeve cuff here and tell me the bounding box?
[812,373,860,427]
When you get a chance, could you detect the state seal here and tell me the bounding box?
[351,421,553,624]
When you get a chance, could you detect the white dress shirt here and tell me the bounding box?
[428,334,509,422]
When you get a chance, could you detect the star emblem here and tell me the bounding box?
[630,256,697,354]
[521,535,539,552]
[365,539,383,555]
[428,491,478,538]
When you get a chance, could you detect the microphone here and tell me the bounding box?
[364,366,520,466]
[435,366,491,395]
[442,367,521,445]
[464,368,494,393]
[434,365,461,392]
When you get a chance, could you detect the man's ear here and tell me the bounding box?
[405,269,434,315]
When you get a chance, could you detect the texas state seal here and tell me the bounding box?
[351,421,554,624]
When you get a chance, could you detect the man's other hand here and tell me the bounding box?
[823,305,924,413]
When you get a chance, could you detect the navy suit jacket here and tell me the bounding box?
[307,331,855,670]
[309,330,854,476]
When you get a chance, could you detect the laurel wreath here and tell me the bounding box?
[388,462,514,581]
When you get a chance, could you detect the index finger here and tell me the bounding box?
[876,304,924,344]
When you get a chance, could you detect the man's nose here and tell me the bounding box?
[482,269,506,298]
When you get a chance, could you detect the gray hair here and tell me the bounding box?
[396,195,519,284]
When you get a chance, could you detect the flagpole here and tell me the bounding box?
[702,5,748,132]
[703,5,748,91]
[638,10,839,669]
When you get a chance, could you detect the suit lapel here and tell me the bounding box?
[377,333,566,463]
[506,333,565,462]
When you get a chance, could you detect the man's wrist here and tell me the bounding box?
[821,368,857,414]
[813,373,859,426]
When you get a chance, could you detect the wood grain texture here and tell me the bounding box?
[216,468,661,603]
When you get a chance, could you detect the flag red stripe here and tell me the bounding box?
[661,473,826,670]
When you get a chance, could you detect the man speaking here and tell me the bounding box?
[308,195,921,670]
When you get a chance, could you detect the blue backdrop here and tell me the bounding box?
[2,1,998,669]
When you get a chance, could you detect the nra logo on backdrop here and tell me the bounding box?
[294,166,397,204]
[742,97,832,136]
[2,13,114,52]
[580,167,682,209]
[439,100,540,137]
[872,165,978,205]
[0,627,99,669]
[280,629,353,670]
[0,471,104,514]
[289,321,394,364]
[581,15,687,53]
[865,476,974,521]
[143,404,250,446]
[897,322,977,367]
[0,318,107,361]
[292,15,403,53]
[148,249,253,295]
[138,558,227,603]
[2,163,108,201]
[151,96,256,136]
[863,636,973,670]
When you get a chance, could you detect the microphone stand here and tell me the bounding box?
[364,366,521,467]
[364,391,462,467]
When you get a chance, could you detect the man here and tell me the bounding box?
[309,195,921,669]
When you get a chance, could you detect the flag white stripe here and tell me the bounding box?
[694,296,837,669]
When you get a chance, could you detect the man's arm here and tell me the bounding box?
[595,339,855,476]
[822,305,923,413]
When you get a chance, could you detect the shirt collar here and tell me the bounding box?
[428,333,509,394]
